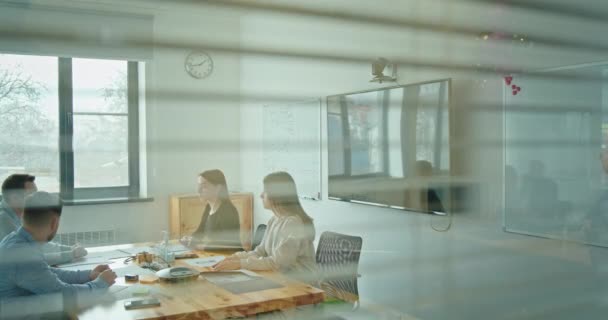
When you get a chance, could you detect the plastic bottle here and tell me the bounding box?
[160,230,174,263]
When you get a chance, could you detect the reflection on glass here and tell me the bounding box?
[0,54,60,192]
[327,79,450,213]
[347,91,384,175]
[504,64,606,246]
[328,113,345,176]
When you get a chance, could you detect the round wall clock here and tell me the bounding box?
[184,51,213,79]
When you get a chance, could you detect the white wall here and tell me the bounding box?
[55,3,243,244]
[239,2,607,318]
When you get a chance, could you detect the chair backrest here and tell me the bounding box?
[252,224,267,249]
[316,231,363,299]
[172,193,254,249]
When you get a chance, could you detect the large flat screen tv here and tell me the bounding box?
[327,79,452,214]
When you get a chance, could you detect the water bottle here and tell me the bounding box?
[160,230,174,263]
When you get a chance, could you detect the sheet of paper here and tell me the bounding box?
[117,244,191,257]
[166,244,191,253]
[55,256,110,268]
[201,270,260,284]
[85,250,131,260]
[237,269,262,278]
[184,256,225,268]
[118,246,154,256]
[108,285,130,295]
[113,264,157,277]
[104,285,155,302]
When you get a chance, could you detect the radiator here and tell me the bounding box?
[54,229,116,247]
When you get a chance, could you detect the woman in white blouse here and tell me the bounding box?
[213,171,318,284]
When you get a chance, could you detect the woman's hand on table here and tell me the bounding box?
[180,236,193,247]
[212,258,241,271]
[193,244,206,251]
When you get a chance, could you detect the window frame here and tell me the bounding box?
[58,58,140,201]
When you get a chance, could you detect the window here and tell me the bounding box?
[0,53,141,201]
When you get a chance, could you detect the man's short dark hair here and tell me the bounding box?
[2,174,36,199]
[23,192,62,227]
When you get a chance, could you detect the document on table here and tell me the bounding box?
[118,246,154,256]
[55,249,132,269]
[108,285,130,296]
[184,256,225,268]
[113,264,156,277]
[55,256,111,269]
[85,250,131,260]
[200,270,262,284]
[200,270,280,294]
[166,244,192,253]
[105,285,157,301]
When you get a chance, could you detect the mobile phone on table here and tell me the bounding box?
[124,298,161,310]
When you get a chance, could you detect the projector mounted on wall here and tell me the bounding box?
[370,57,397,83]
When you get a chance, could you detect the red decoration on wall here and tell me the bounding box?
[504,75,522,96]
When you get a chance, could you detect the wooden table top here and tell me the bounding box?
[76,243,324,320]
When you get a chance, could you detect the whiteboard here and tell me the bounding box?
[262,99,322,200]
[503,63,603,246]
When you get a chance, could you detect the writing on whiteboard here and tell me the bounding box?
[262,99,321,200]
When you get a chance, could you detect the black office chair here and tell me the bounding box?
[316,231,363,309]
[252,224,267,249]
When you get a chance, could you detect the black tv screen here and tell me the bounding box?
[327,79,452,214]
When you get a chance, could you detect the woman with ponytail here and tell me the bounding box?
[213,172,318,284]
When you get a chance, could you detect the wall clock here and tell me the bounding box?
[184,51,213,79]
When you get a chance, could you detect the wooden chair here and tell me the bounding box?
[169,193,253,249]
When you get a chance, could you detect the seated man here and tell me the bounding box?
[415,160,446,214]
[0,174,87,265]
[0,191,116,300]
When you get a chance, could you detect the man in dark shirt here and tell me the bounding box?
[415,160,445,214]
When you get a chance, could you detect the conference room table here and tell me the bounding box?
[72,242,325,320]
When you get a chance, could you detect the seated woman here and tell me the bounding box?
[213,172,318,284]
[181,169,242,250]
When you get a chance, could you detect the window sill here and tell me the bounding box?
[62,197,154,206]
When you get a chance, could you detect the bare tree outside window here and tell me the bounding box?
[0,55,59,192]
